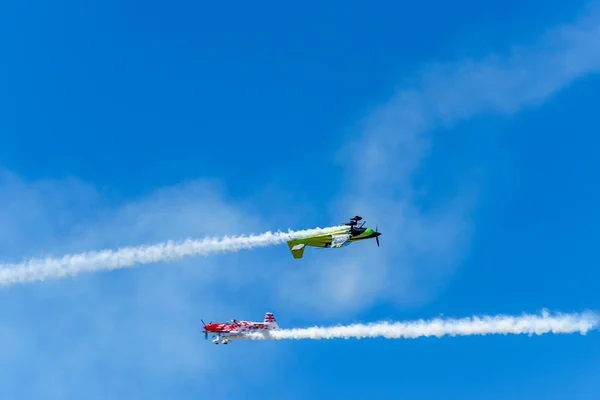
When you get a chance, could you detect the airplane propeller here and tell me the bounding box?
[375,225,380,247]
[201,319,210,340]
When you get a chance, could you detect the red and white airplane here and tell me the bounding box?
[202,312,279,344]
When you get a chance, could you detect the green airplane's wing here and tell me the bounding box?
[286,227,350,259]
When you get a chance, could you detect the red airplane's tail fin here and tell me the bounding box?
[264,312,276,323]
[264,312,279,329]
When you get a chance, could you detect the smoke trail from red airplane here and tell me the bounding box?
[0,225,345,286]
[262,310,598,341]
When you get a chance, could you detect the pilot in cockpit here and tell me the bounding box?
[351,220,366,234]
[231,319,237,324]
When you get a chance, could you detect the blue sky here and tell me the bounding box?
[1,0,599,398]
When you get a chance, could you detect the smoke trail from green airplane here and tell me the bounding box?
[0,225,346,286]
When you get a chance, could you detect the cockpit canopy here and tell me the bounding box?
[350,220,366,234]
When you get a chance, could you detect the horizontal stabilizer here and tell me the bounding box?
[287,241,306,259]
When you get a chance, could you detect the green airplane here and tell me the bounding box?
[286,216,381,259]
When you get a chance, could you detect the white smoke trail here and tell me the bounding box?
[0,225,346,286]
[260,310,598,341]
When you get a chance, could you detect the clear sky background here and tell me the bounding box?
[1,1,599,399]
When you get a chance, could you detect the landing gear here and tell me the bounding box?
[212,335,230,345]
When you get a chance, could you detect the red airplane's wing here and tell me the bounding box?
[205,323,236,333]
